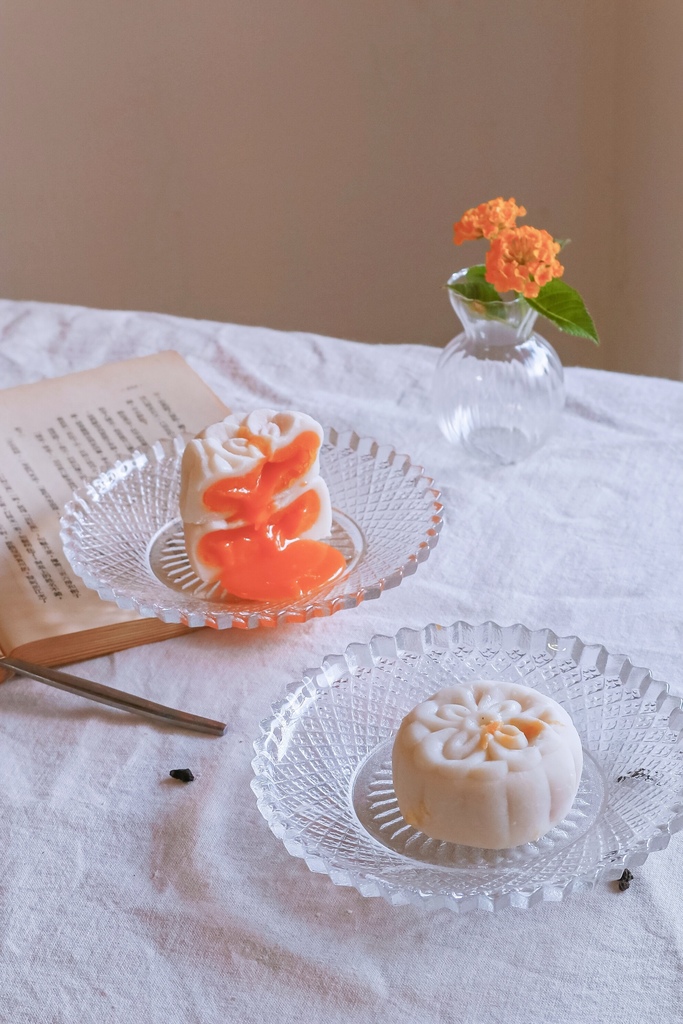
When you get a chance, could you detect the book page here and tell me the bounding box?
[0,351,228,656]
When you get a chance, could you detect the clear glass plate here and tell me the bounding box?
[59,431,443,629]
[251,621,683,912]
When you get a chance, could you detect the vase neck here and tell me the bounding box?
[448,271,539,342]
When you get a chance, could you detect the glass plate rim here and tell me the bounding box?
[59,429,444,629]
[251,619,683,913]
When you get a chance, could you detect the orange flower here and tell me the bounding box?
[485,225,564,299]
[453,197,527,245]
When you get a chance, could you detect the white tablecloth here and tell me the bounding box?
[1,300,682,1024]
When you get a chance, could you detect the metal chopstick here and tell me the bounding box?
[0,656,226,736]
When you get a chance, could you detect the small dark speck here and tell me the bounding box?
[169,768,195,783]
[617,869,633,892]
[616,768,654,783]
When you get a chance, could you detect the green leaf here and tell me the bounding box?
[461,264,488,279]
[447,265,502,304]
[527,279,599,344]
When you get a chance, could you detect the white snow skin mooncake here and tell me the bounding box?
[392,680,583,849]
[178,408,345,601]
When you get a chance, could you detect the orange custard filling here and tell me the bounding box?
[202,430,320,525]
[197,488,346,601]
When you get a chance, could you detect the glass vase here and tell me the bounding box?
[433,269,565,465]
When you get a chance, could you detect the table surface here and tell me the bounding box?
[2,299,682,1024]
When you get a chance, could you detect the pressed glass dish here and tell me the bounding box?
[59,431,443,629]
[251,621,683,912]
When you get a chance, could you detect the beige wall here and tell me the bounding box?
[0,2,680,377]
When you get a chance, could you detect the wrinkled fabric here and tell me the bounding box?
[1,298,682,1024]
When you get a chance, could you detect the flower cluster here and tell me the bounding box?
[453,197,526,245]
[453,197,564,299]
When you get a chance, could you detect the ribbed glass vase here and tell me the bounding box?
[433,269,566,465]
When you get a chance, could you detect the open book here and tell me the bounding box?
[0,351,228,670]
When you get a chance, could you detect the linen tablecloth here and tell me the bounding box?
[1,299,682,1024]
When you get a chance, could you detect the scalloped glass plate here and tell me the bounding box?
[251,621,683,912]
[59,430,443,629]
